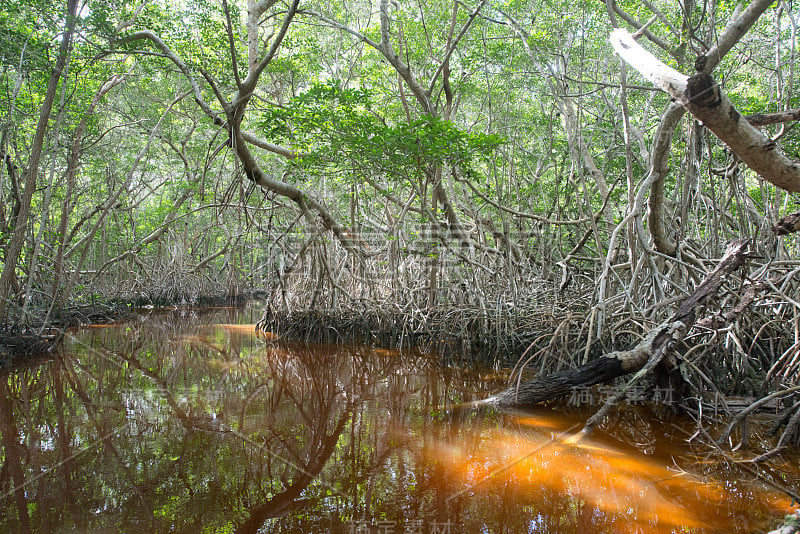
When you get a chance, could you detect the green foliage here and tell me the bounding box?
[0,0,72,83]
[258,81,503,181]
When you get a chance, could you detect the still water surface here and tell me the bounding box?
[0,307,794,533]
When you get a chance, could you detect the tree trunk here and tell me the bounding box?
[611,25,800,193]
[0,0,78,321]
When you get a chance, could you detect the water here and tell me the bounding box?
[0,308,794,533]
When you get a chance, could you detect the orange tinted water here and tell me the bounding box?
[0,308,794,533]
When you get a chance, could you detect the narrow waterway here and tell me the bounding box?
[0,307,794,533]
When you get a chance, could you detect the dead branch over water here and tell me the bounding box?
[487,238,753,410]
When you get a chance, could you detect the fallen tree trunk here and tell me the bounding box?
[485,238,751,407]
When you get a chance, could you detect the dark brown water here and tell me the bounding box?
[0,308,795,533]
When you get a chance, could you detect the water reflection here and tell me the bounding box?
[0,308,793,533]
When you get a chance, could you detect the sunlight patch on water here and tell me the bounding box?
[423,419,786,533]
[205,323,260,335]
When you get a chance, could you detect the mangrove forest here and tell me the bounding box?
[2,0,800,532]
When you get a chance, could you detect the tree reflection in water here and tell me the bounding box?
[0,308,794,533]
